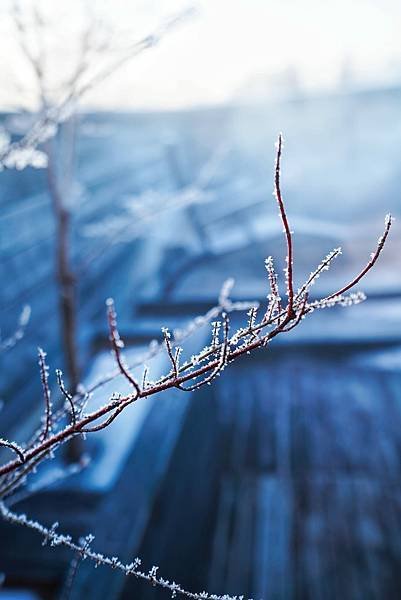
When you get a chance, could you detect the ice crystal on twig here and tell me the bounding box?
[38,348,52,441]
[106,298,140,395]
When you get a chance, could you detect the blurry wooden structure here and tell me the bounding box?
[1,90,401,598]
[1,337,401,599]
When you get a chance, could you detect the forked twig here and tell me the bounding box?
[56,370,77,426]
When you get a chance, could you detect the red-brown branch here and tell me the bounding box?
[326,215,392,300]
[106,298,141,395]
[0,138,393,484]
[0,319,285,478]
[274,134,295,319]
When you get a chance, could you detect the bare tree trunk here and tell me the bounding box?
[46,136,82,462]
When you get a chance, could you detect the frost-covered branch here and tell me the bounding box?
[106,298,141,395]
[274,134,295,318]
[38,348,53,442]
[82,277,256,398]
[56,370,77,427]
[0,501,244,599]
[0,137,392,598]
[0,136,391,484]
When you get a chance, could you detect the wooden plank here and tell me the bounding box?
[333,477,365,600]
[253,476,293,599]
[208,477,236,593]
[352,477,385,599]
[225,477,255,595]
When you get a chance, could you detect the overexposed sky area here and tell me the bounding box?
[0,0,401,110]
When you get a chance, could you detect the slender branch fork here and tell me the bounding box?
[0,135,393,478]
[275,133,295,318]
[0,137,393,598]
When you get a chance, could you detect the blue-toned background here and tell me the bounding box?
[1,2,401,598]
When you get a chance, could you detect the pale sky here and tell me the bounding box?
[1,0,401,110]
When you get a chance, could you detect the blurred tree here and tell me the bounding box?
[4,0,192,460]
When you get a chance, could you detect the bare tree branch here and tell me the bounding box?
[106,299,141,395]
[0,137,393,600]
[0,501,244,600]
[56,370,77,427]
[0,137,392,482]
[274,133,295,318]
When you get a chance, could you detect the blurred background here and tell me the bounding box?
[0,1,401,599]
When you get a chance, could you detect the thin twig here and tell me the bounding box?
[0,440,25,464]
[274,134,295,319]
[0,138,392,489]
[56,369,77,426]
[38,348,52,441]
[106,299,140,395]
[0,501,243,600]
[325,214,392,300]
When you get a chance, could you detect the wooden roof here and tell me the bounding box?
[120,350,401,599]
